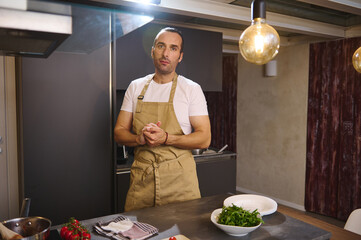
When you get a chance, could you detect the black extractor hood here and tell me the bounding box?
[0,0,72,58]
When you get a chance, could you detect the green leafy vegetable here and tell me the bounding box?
[217,204,264,227]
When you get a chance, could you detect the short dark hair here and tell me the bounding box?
[153,27,184,53]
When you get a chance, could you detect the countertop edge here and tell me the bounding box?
[116,151,236,172]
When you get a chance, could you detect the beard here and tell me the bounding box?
[153,57,178,75]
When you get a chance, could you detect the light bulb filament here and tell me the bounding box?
[254,34,264,54]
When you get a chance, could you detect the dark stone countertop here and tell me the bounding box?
[116,148,237,172]
[52,194,331,240]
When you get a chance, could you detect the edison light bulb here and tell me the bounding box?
[239,18,280,65]
[353,46,361,73]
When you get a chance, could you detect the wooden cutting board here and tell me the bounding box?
[161,234,190,240]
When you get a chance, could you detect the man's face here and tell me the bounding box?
[151,31,183,75]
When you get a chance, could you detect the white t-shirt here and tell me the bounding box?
[121,74,208,135]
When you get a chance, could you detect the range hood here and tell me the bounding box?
[0,0,72,58]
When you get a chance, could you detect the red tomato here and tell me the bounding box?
[69,218,80,227]
[60,226,68,239]
[82,232,91,239]
[65,230,74,240]
[169,237,177,240]
[72,219,80,225]
[70,233,80,240]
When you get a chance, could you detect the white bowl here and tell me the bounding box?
[210,208,262,236]
[223,194,277,216]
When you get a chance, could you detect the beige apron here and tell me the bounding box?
[124,74,201,212]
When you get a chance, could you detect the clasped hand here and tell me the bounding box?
[137,121,166,147]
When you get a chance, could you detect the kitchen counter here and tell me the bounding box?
[116,149,236,171]
[52,194,336,240]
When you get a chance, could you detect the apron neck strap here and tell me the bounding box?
[135,76,152,113]
[168,74,178,103]
[138,76,153,100]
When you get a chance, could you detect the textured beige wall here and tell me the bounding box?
[236,43,309,208]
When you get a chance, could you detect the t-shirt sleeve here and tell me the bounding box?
[120,82,134,113]
[189,84,208,116]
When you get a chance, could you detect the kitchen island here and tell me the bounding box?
[51,194,360,240]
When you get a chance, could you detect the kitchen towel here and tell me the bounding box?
[94,216,158,240]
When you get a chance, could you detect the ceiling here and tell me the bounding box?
[232,0,361,27]
[57,0,361,50]
[154,0,361,31]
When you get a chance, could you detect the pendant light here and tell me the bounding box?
[353,46,361,73]
[239,0,280,65]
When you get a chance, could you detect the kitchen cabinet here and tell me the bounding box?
[116,151,236,212]
[116,170,131,213]
[196,152,236,197]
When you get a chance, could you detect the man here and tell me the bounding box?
[114,27,211,211]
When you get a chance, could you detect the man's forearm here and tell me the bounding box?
[165,131,211,149]
[114,129,143,147]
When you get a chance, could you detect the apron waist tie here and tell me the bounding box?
[138,157,181,206]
